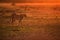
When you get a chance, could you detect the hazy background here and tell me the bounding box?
[0,3,60,40]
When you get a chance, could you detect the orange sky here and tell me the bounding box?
[0,0,60,3]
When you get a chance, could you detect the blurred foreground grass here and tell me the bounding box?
[0,23,60,40]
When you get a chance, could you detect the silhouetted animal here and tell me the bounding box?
[11,13,27,24]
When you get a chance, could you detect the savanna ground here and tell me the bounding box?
[0,3,60,40]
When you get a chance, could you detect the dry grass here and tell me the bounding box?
[0,5,60,40]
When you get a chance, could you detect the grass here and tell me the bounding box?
[0,23,60,40]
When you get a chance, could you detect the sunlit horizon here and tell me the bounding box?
[0,3,60,6]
